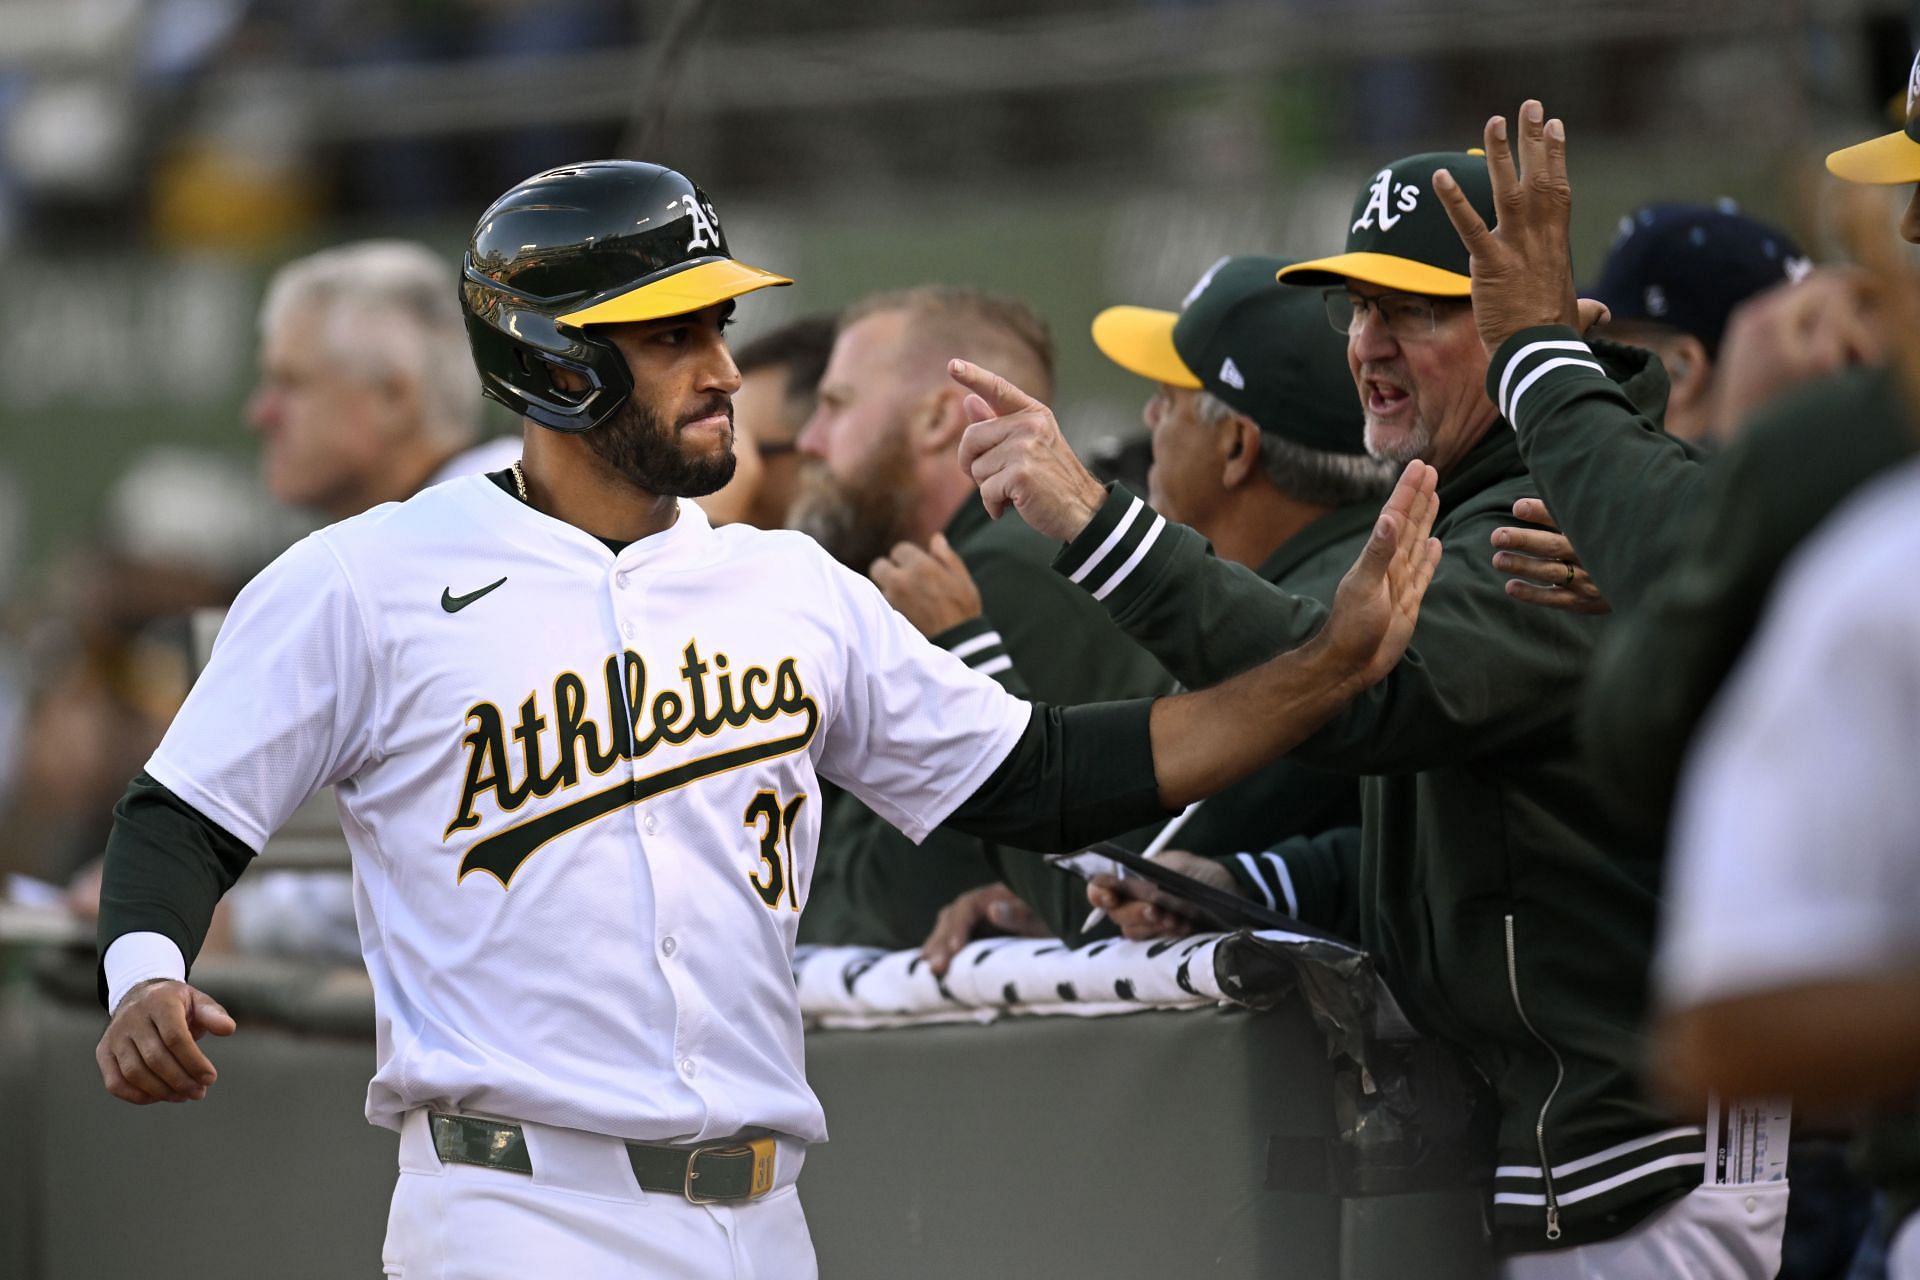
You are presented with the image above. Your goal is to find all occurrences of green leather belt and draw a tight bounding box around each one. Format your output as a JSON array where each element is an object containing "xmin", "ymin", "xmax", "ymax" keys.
[{"xmin": 428, "ymin": 1112, "xmax": 777, "ymax": 1204}]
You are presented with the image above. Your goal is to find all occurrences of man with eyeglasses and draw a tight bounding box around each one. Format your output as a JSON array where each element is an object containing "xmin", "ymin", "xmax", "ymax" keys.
[{"xmin": 954, "ymin": 148, "xmax": 1785, "ymax": 1276}]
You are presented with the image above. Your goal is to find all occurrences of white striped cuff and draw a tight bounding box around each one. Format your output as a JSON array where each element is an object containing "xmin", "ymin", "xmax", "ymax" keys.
[{"xmin": 1495, "ymin": 337, "xmax": 1606, "ymax": 427}]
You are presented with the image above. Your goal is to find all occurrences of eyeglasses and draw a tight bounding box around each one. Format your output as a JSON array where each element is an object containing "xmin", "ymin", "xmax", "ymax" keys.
[{"xmin": 1322, "ymin": 288, "xmax": 1458, "ymax": 341}]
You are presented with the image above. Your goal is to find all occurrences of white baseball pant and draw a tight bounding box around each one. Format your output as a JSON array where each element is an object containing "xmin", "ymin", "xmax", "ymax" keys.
[{"xmin": 381, "ymin": 1110, "xmax": 817, "ymax": 1279}]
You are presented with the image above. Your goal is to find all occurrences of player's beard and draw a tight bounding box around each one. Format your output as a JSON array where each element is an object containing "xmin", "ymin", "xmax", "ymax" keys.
[
  {"xmin": 786, "ymin": 429, "xmax": 919, "ymax": 571},
  {"xmin": 584, "ymin": 393, "xmax": 738, "ymax": 498}
]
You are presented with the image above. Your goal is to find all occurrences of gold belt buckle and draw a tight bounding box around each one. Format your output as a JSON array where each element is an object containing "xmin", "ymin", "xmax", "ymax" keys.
[{"xmin": 683, "ymin": 1138, "xmax": 777, "ymax": 1204}]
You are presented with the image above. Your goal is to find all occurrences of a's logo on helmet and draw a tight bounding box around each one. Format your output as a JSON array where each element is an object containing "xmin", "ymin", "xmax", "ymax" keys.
[
  {"xmin": 1352, "ymin": 168, "xmax": 1420, "ymax": 234},
  {"xmin": 678, "ymin": 195, "xmax": 723, "ymax": 252}
]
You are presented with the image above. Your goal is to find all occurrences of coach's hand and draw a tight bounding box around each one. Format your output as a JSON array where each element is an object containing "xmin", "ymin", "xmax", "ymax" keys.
[
  {"xmin": 97, "ymin": 978, "xmax": 235, "ymax": 1104},
  {"xmin": 1713, "ymin": 268, "xmax": 1882, "ymax": 438},
  {"xmin": 872, "ymin": 534, "xmax": 984, "ymax": 639},
  {"xmin": 1433, "ymin": 99, "xmax": 1611, "ymax": 354},
  {"xmin": 950, "ymin": 359, "xmax": 1108, "ymax": 541},
  {"xmin": 922, "ymin": 883, "xmax": 1048, "ymax": 977},
  {"xmin": 1313, "ymin": 460, "xmax": 1443, "ymax": 691},
  {"xmin": 1492, "ymin": 498, "xmax": 1611, "ymax": 614},
  {"xmin": 1147, "ymin": 460, "xmax": 1440, "ymax": 808}
]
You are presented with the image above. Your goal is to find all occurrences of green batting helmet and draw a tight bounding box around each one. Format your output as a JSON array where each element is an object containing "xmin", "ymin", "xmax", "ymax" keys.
[{"xmin": 461, "ymin": 161, "xmax": 791, "ymax": 434}]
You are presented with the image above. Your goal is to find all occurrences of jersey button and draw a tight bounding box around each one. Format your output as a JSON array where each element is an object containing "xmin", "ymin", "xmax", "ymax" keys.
[
  {"xmin": 680, "ymin": 1058, "xmax": 698, "ymax": 1077},
  {"xmin": 622, "ymin": 622, "xmax": 637, "ymax": 640},
  {"xmin": 643, "ymin": 813, "xmax": 659, "ymax": 834},
  {"xmin": 616, "ymin": 570, "xmax": 632, "ymax": 588},
  {"xmin": 660, "ymin": 936, "xmax": 677, "ymax": 957}
]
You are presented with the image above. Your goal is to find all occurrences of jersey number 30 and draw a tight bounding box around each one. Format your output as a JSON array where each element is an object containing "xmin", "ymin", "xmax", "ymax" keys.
[{"xmin": 744, "ymin": 791, "xmax": 806, "ymax": 911}]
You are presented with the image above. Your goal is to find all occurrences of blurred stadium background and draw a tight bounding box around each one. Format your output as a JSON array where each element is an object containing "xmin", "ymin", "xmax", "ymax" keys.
[{"xmin": 0, "ymin": 0, "xmax": 1911, "ymax": 590}]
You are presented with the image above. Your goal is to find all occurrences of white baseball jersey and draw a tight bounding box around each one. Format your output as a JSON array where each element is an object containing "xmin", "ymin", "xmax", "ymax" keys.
[{"xmin": 106, "ymin": 474, "xmax": 1030, "ymax": 1145}]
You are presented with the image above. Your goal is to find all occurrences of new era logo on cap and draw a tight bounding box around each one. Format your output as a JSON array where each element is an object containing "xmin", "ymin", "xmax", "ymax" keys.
[{"xmin": 1218, "ymin": 357, "xmax": 1245, "ymax": 390}]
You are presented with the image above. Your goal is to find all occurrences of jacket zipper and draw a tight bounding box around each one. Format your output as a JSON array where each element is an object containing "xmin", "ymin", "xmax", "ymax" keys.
[{"xmin": 1504, "ymin": 913, "xmax": 1566, "ymax": 1241}]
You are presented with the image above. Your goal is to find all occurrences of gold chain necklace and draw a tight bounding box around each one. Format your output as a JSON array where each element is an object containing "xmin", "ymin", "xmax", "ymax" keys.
[{"xmin": 510, "ymin": 460, "xmax": 528, "ymax": 503}]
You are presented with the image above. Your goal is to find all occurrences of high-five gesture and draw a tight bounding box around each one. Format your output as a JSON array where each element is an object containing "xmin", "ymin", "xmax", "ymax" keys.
[
  {"xmin": 951, "ymin": 358, "xmax": 1109, "ymax": 540},
  {"xmin": 1148, "ymin": 460, "xmax": 1442, "ymax": 808},
  {"xmin": 1316, "ymin": 460, "xmax": 1445, "ymax": 690},
  {"xmin": 1432, "ymin": 100, "xmax": 1609, "ymax": 354}
]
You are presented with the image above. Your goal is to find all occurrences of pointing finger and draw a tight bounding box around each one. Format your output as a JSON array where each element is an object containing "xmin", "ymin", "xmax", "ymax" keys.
[{"xmin": 949, "ymin": 359, "xmax": 1044, "ymax": 417}]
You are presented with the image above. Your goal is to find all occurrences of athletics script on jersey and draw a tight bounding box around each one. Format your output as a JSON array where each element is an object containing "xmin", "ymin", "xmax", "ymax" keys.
[{"xmin": 445, "ymin": 641, "xmax": 817, "ymax": 887}]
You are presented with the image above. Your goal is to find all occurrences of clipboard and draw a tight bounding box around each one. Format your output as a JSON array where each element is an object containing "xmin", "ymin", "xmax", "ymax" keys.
[{"xmin": 1048, "ymin": 841, "xmax": 1352, "ymax": 946}]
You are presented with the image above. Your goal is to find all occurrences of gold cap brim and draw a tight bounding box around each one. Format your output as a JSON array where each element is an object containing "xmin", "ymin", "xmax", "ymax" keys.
[
  {"xmin": 1277, "ymin": 251, "xmax": 1472, "ymax": 297},
  {"xmin": 556, "ymin": 258, "xmax": 792, "ymax": 327},
  {"xmin": 1090, "ymin": 305, "xmax": 1201, "ymax": 388},
  {"xmin": 1826, "ymin": 128, "xmax": 1920, "ymax": 186}
]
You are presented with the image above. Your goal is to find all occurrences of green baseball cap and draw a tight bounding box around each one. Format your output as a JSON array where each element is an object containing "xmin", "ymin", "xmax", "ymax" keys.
[
  {"xmin": 1091, "ymin": 254, "xmax": 1367, "ymax": 456},
  {"xmin": 1277, "ymin": 151, "xmax": 1496, "ymax": 297},
  {"xmin": 1827, "ymin": 49, "xmax": 1920, "ymax": 184}
]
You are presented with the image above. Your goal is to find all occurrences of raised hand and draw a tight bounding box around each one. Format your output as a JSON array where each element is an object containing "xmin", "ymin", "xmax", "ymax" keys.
[
  {"xmin": 96, "ymin": 978, "xmax": 236, "ymax": 1105},
  {"xmin": 1316, "ymin": 460, "xmax": 1444, "ymax": 690},
  {"xmin": 1145, "ymin": 459, "xmax": 1442, "ymax": 809},
  {"xmin": 1432, "ymin": 100, "xmax": 1607, "ymax": 354},
  {"xmin": 950, "ymin": 358, "xmax": 1108, "ymax": 540}
]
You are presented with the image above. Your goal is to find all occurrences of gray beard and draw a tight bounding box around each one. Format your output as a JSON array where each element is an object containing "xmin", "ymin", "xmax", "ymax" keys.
[{"xmin": 786, "ymin": 432, "xmax": 919, "ymax": 572}]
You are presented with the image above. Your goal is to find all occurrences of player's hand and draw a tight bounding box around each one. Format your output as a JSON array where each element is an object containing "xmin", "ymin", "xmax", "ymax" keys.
[
  {"xmin": 950, "ymin": 359, "xmax": 1108, "ymax": 540},
  {"xmin": 921, "ymin": 883, "xmax": 1049, "ymax": 977},
  {"xmin": 1712, "ymin": 267, "xmax": 1882, "ymax": 440},
  {"xmin": 1086, "ymin": 851, "xmax": 1238, "ymax": 942},
  {"xmin": 871, "ymin": 534, "xmax": 985, "ymax": 640},
  {"xmin": 1491, "ymin": 498, "xmax": 1611, "ymax": 614},
  {"xmin": 1433, "ymin": 100, "xmax": 1612, "ymax": 354},
  {"xmin": 1311, "ymin": 460, "xmax": 1443, "ymax": 690},
  {"xmin": 96, "ymin": 978, "xmax": 235, "ymax": 1105}
]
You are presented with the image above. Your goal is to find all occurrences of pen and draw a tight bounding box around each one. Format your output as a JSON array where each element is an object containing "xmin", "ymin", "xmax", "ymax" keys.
[{"xmin": 1081, "ymin": 800, "xmax": 1202, "ymax": 932}]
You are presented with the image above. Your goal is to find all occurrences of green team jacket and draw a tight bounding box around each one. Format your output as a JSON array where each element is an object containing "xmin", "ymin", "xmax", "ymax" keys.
[
  {"xmin": 798, "ymin": 496, "xmax": 1170, "ymax": 949},
  {"xmin": 994, "ymin": 501, "xmax": 1374, "ymax": 943},
  {"xmin": 1048, "ymin": 344, "xmax": 1691, "ymax": 1253},
  {"xmin": 1489, "ymin": 328, "xmax": 1917, "ymax": 837},
  {"xmin": 1491, "ymin": 331, "xmax": 1920, "ymax": 1226}
]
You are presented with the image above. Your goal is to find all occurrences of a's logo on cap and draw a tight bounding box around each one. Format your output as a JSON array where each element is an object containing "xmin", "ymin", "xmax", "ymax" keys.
[
  {"xmin": 677, "ymin": 195, "xmax": 723, "ymax": 251},
  {"xmin": 1644, "ymin": 285, "xmax": 1668, "ymax": 318},
  {"xmin": 1218, "ymin": 357, "xmax": 1245, "ymax": 390},
  {"xmin": 1908, "ymin": 49, "xmax": 1920, "ymax": 121},
  {"xmin": 1352, "ymin": 168, "xmax": 1421, "ymax": 234},
  {"xmin": 1182, "ymin": 256, "xmax": 1231, "ymax": 309}
]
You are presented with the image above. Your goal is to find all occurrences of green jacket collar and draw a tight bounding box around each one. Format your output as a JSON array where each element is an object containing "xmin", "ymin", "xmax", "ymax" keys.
[
  {"xmin": 1253, "ymin": 502, "xmax": 1380, "ymax": 585},
  {"xmin": 942, "ymin": 494, "xmax": 996, "ymax": 550}
]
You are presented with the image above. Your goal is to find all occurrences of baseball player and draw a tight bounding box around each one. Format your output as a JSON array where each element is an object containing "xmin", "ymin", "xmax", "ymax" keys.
[{"xmin": 91, "ymin": 160, "xmax": 1443, "ymax": 1278}]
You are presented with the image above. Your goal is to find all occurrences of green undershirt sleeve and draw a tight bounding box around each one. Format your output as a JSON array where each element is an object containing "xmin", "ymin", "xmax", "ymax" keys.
[
  {"xmin": 944, "ymin": 700, "xmax": 1170, "ymax": 852},
  {"xmin": 94, "ymin": 771, "xmax": 256, "ymax": 1007}
]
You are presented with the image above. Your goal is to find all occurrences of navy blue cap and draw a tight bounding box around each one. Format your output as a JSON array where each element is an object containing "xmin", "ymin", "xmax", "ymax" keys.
[{"xmin": 1586, "ymin": 202, "xmax": 1810, "ymax": 357}]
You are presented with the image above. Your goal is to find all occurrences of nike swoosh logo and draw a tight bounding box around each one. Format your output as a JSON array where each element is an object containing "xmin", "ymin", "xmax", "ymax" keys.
[{"xmin": 441, "ymin": 577, "xmax": 508, "ymax": 613}]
